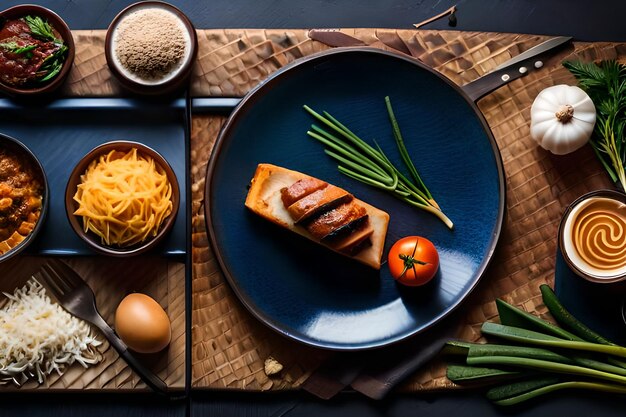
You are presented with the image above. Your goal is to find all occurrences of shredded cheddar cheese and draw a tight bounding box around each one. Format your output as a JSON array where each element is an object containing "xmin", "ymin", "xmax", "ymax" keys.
[{"xmin": 73, "ymin": 148, "xmax": 173, "ymax": 247}]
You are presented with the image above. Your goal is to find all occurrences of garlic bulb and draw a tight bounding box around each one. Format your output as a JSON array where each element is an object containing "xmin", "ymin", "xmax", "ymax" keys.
[{"xmin": 530, "ymin": 84, "xmax": 596, "ymax": 155}]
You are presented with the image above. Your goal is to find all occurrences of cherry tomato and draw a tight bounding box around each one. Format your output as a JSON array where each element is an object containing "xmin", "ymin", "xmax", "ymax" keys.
[{"xmin": 388, "ymin": 236, "xmax": 439, "ymax": 286}]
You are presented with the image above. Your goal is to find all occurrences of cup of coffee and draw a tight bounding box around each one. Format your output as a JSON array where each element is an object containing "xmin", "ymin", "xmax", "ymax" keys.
[{"xmin": 558, "ymin": 189, "xmax": 626, "ymax": 283}]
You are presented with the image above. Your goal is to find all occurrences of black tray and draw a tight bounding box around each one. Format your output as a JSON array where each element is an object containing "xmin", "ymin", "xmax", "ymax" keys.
[
  {"xmin": 0, "ymin": 97, "xmax": 188, "ymax": 257},
  {"xmin": 555, "ymin": 248, "xmax": 626, "ymax": 345}
]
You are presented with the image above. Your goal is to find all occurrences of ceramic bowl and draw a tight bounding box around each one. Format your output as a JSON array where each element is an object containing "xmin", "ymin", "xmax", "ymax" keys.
[
  {"xmin": 104, "ymin": 1, "xmax": 197, "ymax": 95},
  {"xmin": 558, "ymin": 189, "xmax": 626, "ymax": 283},
  {"xmin": 65, "ymin": 141, "xmax": 179, "ymax": 256},
  {"xmin": 0, "ymin": 133, "xmax": 48, "ymax": 263},
  {"xmin": 0, "ymin": 5, "xmax": 75, "ymax": 96}
]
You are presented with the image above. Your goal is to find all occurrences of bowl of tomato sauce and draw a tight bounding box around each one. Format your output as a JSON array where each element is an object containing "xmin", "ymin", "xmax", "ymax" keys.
[{"xmin": 0, "ymin": 5, "xmax": 74, "ymax": 96}]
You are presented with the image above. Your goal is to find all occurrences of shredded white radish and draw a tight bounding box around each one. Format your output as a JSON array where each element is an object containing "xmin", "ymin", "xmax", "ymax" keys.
[{"xmin": 0, "ymin": 278, "xmax": 102, "ymax": 386}]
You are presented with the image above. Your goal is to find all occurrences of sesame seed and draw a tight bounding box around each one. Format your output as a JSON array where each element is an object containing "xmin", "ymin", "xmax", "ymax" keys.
[{"xmin": 113, "ymin": 8, "xmax": 188, "ymax": 81}]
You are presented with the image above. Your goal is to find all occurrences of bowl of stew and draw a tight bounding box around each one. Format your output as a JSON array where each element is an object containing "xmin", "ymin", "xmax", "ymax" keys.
[
  {"xmin": 0, "ymin": 5, "xmax": 75, "ymax": 96},
  {"xmin": 0, "ymin": 134, "xmax": 48, "ymax": 262}
]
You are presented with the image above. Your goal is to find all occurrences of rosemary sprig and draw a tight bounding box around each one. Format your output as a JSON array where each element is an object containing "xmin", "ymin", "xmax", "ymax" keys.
[
  {"xmin": 303, "ymin": 98, "xmax": 453, "ymax": 229},
  {"xmin": 564, "ymin": 60, "xmax": 626, "ymax": 191}
]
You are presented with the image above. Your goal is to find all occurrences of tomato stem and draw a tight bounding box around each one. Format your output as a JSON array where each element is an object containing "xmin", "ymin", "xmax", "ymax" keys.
[
  {"xmin": 398, "ymin": 237, "xmax": 429, "ymax": 278},
  {"xmin": 399, "ymin": 254, "xmax": 428, "ymax": 266}
]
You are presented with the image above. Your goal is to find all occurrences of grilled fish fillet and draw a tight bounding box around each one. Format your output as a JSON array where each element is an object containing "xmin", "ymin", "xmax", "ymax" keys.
[{"xmin": 244, "ymin": 163, "xmax": 389, "ymax": 269}]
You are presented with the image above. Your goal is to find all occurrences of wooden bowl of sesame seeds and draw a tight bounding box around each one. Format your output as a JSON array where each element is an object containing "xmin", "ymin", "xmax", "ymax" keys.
[{"xmin": 104, "ymin": 1, "xmax": 197, "ymax": 95}]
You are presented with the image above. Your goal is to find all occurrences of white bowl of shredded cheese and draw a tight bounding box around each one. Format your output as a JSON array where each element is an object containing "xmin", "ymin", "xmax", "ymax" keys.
[{"xmin": 105, "ymin": 1, "xmax": 197, "ymax": 94}]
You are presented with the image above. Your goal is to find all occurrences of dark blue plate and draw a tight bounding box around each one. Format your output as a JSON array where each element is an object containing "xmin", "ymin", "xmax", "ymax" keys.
[{"xmin": 205, "ymin": 48, "xmax": 505, "ymax": 350}]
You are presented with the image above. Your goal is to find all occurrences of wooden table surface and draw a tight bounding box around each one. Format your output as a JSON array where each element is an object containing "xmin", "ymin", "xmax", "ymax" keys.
[{"xmin": 1, "ymin": 1, "xmax": 626, "ymax": 416}]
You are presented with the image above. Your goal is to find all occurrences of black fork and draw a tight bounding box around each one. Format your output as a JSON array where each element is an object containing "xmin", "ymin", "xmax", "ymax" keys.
[{"xmin": 37, "ymin": 259, "xmax": 170, "ymax": 396}]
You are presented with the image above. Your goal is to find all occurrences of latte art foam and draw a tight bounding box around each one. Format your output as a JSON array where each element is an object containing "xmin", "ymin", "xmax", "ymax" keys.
[
  {"xmin": 562, "ymin": 196, "xmax": 626, "ymax": 280},
  {"xmin": 573, "ymin": 203, "xmax": 626, "ymax": 271}
]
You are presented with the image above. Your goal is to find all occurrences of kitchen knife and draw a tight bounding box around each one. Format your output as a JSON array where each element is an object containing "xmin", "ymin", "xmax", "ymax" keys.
[
  {"xmin": 306, "ymin": 30, "xmax": 573, "ymax": 102},
  {"xmin": 462, "ymin": 36, "xmax": 572, "ymax": 101}
]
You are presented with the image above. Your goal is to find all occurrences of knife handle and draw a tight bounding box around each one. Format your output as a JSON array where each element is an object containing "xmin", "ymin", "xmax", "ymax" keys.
[{"xmin": 461, "ymin": 57, "xmax": 547, "ymax": 102}]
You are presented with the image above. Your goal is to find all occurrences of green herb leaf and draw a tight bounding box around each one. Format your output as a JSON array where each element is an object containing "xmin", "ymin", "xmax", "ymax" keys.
[
  {"xmin": 445, "ymin": 286, "xmax": 626, "ymax": 406},
  {"xmin": 540, "ymin": 284, "xmax": 615, "ymax": 345},
  {"xmin": 442, "ymin": 340, "xmax": 476, "ymax": 356},
  {"xmin": 564, "ymin": 60, "xmax": 626, "ymax": 191},
  {"xmin": 38, "ymin": 44, "xmax": 68, "ymax": 82},
  {"xmin": 38, "ymin": 61, "xmax": 62, "ymax": 82},
  {"xmin": 23, "ymin": 15, "xmax": 59, "ymax": 42},
  {"xmin": 447, "ymin": 364, "xmax": 523, "ymax": 384},
  {"xmin": 467, "ymin": 342, "xmax": 626, "ymax": 376},
  {"xmin": 0, "ymin": 42, "xmax": 37, "ymax": 55},
  {"xmin": 467, "ymin": 355, "xmax": 626, "ymax": 385},
  {"xmin": 539, "ymin": 284, "xmax": 626, "ymax": 369},
  {"xmin": 468, "ymin": 343, "xmax": 574, "ymax": 364},
  {"xmin": 385, "ymin": 96, "xmax": 433, "ymax": 201},
  {"xmin": 496, "ymin": 298, "xmax": 583, "ymax": 341}
]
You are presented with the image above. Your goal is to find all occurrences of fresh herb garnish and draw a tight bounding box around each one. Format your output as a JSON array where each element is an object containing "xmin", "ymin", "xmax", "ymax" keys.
[
  {"xmin": 564, "ymin": 60, "xmax": 626, "ymax": 191},
  {"xmin": 0, "ymin": 16, "xmax": 69, "ymax": 85},
  {"xmin": 0, "ymin": 42, "xmax": 37, "ymax": 56},
  {"xmin": 21, "ymin": 15, "xmax": 68, "ymax": 82},
  {"xmin": 304, "ymin": 97, "xmax": 453, "ymax": 229},
  {"xmin": 38, "ymin": 44, "xmax": 67, "ymax": 82},
  {"xmin": 23, "ymin": 15, "xmax": 58, "ymax": 42}
]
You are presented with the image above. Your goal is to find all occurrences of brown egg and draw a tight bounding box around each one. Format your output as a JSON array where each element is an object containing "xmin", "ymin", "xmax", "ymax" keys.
[{"xmin": 115, "ymin": 293, "xmax": 171, "ymax": 353}]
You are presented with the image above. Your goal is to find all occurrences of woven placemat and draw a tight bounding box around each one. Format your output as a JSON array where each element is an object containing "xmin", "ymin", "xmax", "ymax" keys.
[
  {"xmin": 53, "ymin": 28, "xmax": 623, "ymax": 392},
  {"xmin": 0, "ymin": 256, "xmax": 186, "ymax": 391},
  {"xmin": 186, "ymin": 30, "xmax": 621, "ymax": 392}
]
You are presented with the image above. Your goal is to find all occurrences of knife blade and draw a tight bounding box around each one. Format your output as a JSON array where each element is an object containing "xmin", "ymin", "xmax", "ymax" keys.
[
  {"xmin": 492, "ymin": 36, "xmax": 572, "ymax": 71},
  {"xmin": 462, "ymin": 35, "xmax": 573, "ymax": 102}
]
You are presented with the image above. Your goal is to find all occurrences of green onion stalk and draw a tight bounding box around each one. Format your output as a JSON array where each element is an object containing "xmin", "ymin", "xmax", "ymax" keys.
[
  {"xmin": 303, "ymin": 97, "xmax": 453, "ymax": 229},
  {"xmin": 445, "ymin": 291, "xmax": 626, "ymax": 406}
]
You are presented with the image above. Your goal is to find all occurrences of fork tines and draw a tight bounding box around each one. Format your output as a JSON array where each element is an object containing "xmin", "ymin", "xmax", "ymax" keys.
[
  {"xmin": 37, "ymin": 260, "xmax": 87, "ymax": 301},
  {"xmin": 38, "ymin": 262, "xmax": 68, "ymax": 298}
]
